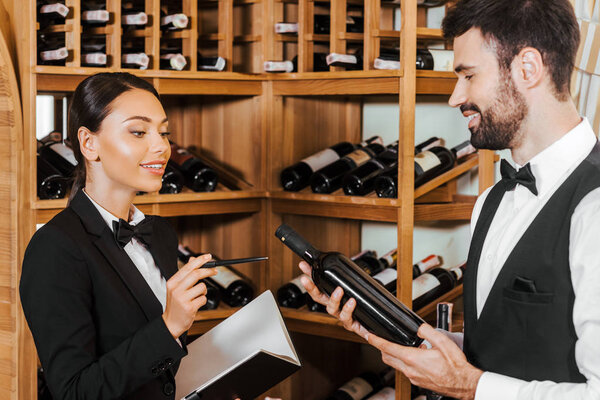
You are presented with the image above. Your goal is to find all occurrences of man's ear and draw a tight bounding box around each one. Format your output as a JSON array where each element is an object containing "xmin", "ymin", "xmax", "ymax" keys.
[
  {"xmin": 78, "ymin": 127, "xmax": 100, "ymax": 162},
  {"xmin": 515, "ymin": 47, "xmax": 544, "ymax": 88}
]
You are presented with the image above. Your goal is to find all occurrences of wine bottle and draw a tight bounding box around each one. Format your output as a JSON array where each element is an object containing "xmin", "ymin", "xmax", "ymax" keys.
[
  {"xmin": 326, "ymin": 52, "xmax": 363, "ymax": 70},
  {"xmin": 121, "ymin": 9, "xmax": 148, "ymax": 27},
  {"xmin": 310, "ymin": 138, "xmax": 385, "ymax": 194},
  {"xmin": 417, "ymin": 49, "xmax": 454, "ymax": 71},
  {"xmin": 415, "ymin": 136, "xmax": 445, "ymax": 154},
  {"xmin": 38, "ymin": 2, "xmax": 69, "ymax": 26},
  {"xmin": 412, "ymin": 264, "xmax": 464, "ymax": 311},
  {"xmin": 169, "ymin": 142, "xmax": 218, "ymax": 192},
  {"xmin": 37, "ymin": 155, "xmax": 69, "ymax": 200},
  {"xmin": 451, "ymin": 140, "xmax": 476, "ymax": 160},
  {"xmin": 327, "ymin": 368, "xmax": 394, "ymax": 400},
  {"xmin": 342, "ymin": 141, "xmax": 398, "ymax": 196},
  {"xmin": 38, "ymin": 130, "xmax": 63, "ymax": 146},
  {"xmin": 414, "ymin": 146, "xmax": 455, "ymax": 186},
  {"xmin": 81, "ymin": 4, "xmax": 110, "ymax": 26},
  {"xmin": 198, "ymin": 53, "xmax": 226, "ymax": 71},
  {"xmin": 81, "ymin": 42, "xmax": 107, "ymax": 67},
  {"xmin": 274, "ymin": 22, "xmax": 298, "ymax": 34},
  {"xmin": 176, "ymin": 245, "xmax": 221, "ymax": 310},
  {"xmin": 365, "ymin": 387, "xmax": 395, "ymax": 400},
  {"xmin": 160, "ymin": 11, "xmax": 189, "ymax": 30},
  {"xmin": 121, "ymin": 47, "xmax": 150, "ymax": 69},
  {"xmin": 37, "ymin": 36, "xmax": 68, "ymax": 65},
  {"xmin": 423, "ymin": 303, "xmax": 454, "ymax": 400},
  {"xmin": 314, "ymin": 14, "xmax": 330, "ymax": 34},
  {"xmin": 37, "ymin": 141, "xmax": 77, "ymax": 177},
  {"xmin": 160, "ymin": 49, "xmax": 187, "ymax": 70},
  {"xmin": 209, "ymin": 256, "xmax": 255, "ymax": 307},
  {"xmin": 373, "ymin": 47, "xmax": 400, "ymax": 70},
  {"xmin": 281, "ymin": 140, "xmax": 356, "ymax": 191},
  {"xmin": 372, "ymin": 254, "xmax": 442, "ymax": 294},
  {"xmin": 345, "ymin": 15, "xmax": 364, "ymax": 33},
  {"xmin": 378, "ymin": 248, "xmax": 397, "ymax": 270},
  {"xmin": 159, "ymin": 161, "xmax": 185, "ymax": 194},
  {"xmin": 264, "ymin": 60, "xmax": 295, "ymax": 73},
  {"xmin": 277, "ymin": 274, "xmax": 309, "ymax": 309},
  {"xmin": 276, "ymin": 224, "xmax": 425, "ymax": 346},
  {"xmin": 416, "ymin": 49, "xmax": 434, "ymax": 70}
]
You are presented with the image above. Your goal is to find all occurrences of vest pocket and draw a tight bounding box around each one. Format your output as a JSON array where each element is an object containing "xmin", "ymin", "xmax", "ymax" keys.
[{"xmin": 502, "ymin": 287, "xmax": 554, "ymax": 304}]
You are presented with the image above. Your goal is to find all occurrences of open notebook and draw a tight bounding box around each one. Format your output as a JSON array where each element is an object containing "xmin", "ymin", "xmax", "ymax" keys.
[{"xmin": 175, "ymin": 290, "xmax": 301, "ymax": 400}]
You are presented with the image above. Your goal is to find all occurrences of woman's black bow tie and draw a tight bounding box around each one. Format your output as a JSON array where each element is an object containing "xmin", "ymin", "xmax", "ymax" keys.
[
  {"xmin": 500, "ymin": 159, "xmax": 538, "ymax": 196},
  {"xmin": 113, "ymin": 216, "xmax": 155, "ymax": 248}
]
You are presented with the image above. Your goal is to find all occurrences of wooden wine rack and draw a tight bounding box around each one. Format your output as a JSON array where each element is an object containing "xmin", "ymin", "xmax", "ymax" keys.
[{"xmin": 0, "ymin": 0, "xmax": 497, "ymax": 398}]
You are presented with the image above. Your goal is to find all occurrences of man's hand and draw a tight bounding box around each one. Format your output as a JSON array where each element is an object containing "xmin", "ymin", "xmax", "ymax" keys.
[{"xmin": 368, "ymin": 324, "xmax": 483, "ymax": 400}]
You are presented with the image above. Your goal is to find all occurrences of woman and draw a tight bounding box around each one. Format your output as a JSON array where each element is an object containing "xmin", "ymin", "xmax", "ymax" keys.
[{"xmin": 20, "ymin": 72, "xmax": 217, "ymax": 399}]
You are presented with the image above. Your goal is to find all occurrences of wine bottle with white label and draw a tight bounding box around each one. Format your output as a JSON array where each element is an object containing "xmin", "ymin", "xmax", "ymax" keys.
[
  {"xmin": 277, "ymin": 274, "xmax": 309, "ymax": 309},
  {"xmin": 176, "ymin": 246, "xmax": 221, "ymax": 310},
  {"xmin": 276, "ymin": 224, "xmax": 425, "ymax": 346},
  {"xmin": 208, "ymin": 256, "xmax": 255, "ymax": 307},
  {"xmin": 373, "ymin": 254, "xmax": 442, "ymax": 294},
  {"xmin": 37, "ymin": 155, "xmax": 69, "ymax": 200},
  {"xmin": 37, "ymin": 1, "xmax": 70, "ymax": 27},
  {"xmin": 38, "ymin": 141, "xmax": 77, "ymax": 178},
  {"xmin": 168, "ymin": 142, "xmax": 218, "ymax": 192},
  {"xmin": 412, "ymin": 264, "xmax": 465, "ymax": 311},
  {"xmin": 160, "ymin": 49, "xmax": 187, "ymax": 71},
  {"xmin": 310, "ymin": 136, "xmax": 385, "ymax": 194},
  {"xmin": 121, "ymin": 8, "xmax": 148, "ymax": 27},
  {"xmin": 160, "ymin": 11, "xmax": 189, "ymax": 30},
  {"xmin": 281, "ymin": 141, "xmax": 356, "ymax": 191},
  {"xmin": 326, "ymin": 52, "xmax": 363, "ymax": 70},
  {"xmin": 327, "ymin": 368, "xmax": 394, "ymax": 400},
  {"xmin": 415, "ymin": 136, "xmax": 445, "ymax": 154},
  {"xmin": 81, "ymin": 3, "xmax": 110, "ymax": 26},
  {"xmin": 451, "ymin": 140, "xmax": 476, "ymax": 161},
  {"xmin": 38, "ymin": 35, "xmax": 68, "ymax": 65},
  {"xmin": 81, "ymin": 41, "xmax": 107, "ymax": 67},
  {"xmin": 342, "ymin": 141, "xmax": 398, "ymax": 196},
  {"xmin": 365, "ymin": 387, "xmax": 396, "ymax": 400},
  {"xmin": 121, "ymin": 46, "xmax": 150, "ymax": 69},
  {"xmin": 159, "ymin": 161, "xmax": 185, "ymax": 194},
  {"xmin": 198, "ymin": 53, "xmax": 226, "ymax": 71}
]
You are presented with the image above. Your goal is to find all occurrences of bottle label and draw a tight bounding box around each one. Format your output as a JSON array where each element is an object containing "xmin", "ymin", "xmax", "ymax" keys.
[
  {"xmin": 289, "ymin": 275, "xmax": 307, "ymax": 294},
  {"xmin": 169, "ymin": 144, "xmax": 194, "ymax": 166},
  {"xmin": 415, "ymin": 254, "xmax": 441, "ymax": 274},
  {"xmin": 346, "ymin": 149, "xmax": 371, "ymax": 167},
  {"xmin": 451, "ymin": 266, "xmax": 463, "ymax": 281},
  {"xmin": 429, "ymin": 49, "xmax": 454, "ymax": 72},
  {"xmin": 301, "ymin": 148, "xmax": 340, "ymax": 172},
  {"xmin": 412, "ymin": 273, "xmax": 441, "ymax": 300},
  {"xmin": 381, "ymin": 248, "xmax": 397, "ymax": 267},
  {"xmin": 339, "ymin": 377, "xmax": 374, "ymax": 400},
  {"xmin": 40, "ymin": 47, "xmax": 68, "ymax": 61},
  {"xmin": 455, "ymin": 142, "xmax": 476, "ymax": 159},
  {"xmin": 122, "ymin": 12, "xmax": 148, "ymax": 25},
  {"xmin": 326, "ymin": 53, "xmax": 357, "ymax": 66},
  {"xmin": 83, "ymin": 52, "xmax": 107, "ymax": 65},
  {"xmin": 361, "ymin": 136, "xmax": 384, "ymax": 146},
  {"xmin": 40, "ymin": 4, "xmax": 69, "ymax": 17},
  {"xmin": 374, "ymin": 268, "xmax": 397, "ymax": 286},
  {"xmin": 374, "ymin": 58, "xmax": 401, "ymax": 70},
  {"xmin": 122, "ymin": 53, "xmax": 149, "ymax": 69},
  {"xmin": 414, "ymin": 150, "xmax": 441, "ymax": 172},
  {"xmin": 366, "ymin": 387, "xmax": 395, "ymax": 400},
  {"xmin": 350, "ymin": 249, "xmax": 372, "ymax": 261},
  {"xmin": 49, "ymin": 143, "xmax": 77, "ymax": 166},
  {"xmin": 264, "ymin": 61, "xmax": 294, "ymax": 72},
  {"xmin": 161, "ymin": 13, "xmax": 189, "ymax": 29},
  {"xmin": 275, "ymin": 22, "xmax": 299, "ymax": 33},
  {"xmin": 418, "ymin": 137, "xmax": 445, "ymax": 153},
  {"xmin": 212, "ymin": 266, "xmax": 241, "ymax": 288},
  {"xmin": 82, "ymin": 10, "xmax": 110, "ymax": 22}
]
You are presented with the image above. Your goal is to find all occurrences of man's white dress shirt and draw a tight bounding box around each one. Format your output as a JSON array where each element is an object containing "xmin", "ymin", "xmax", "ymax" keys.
[{"xmin": 468, "ymin": 118, "xmax": 600, "ymax": 400}]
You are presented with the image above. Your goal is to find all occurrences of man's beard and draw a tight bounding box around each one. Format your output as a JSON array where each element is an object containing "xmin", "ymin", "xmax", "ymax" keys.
[{"xmin": 461, "ymin": 70, "xmax": 528, "ymax": 150}]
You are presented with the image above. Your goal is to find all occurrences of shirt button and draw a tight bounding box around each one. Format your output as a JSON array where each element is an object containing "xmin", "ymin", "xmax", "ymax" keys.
[{"xmin": 163, "ymin": 382, "xmax": 175, "ymax": 396}]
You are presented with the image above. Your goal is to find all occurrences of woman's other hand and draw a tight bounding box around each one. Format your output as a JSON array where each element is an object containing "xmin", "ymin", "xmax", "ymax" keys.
[{"xmin": 162, "ymin": 254, "xmax": 217, "ymax": 339}]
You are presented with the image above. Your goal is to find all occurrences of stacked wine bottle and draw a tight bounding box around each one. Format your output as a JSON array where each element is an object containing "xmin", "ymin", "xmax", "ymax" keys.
[{"xmin": 280, "ymin": 136, "xmax": 476, "ymax": 197}]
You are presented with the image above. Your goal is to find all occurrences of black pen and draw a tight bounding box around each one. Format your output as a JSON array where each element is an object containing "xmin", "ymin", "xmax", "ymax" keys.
[{"xmin": 203, "ymin": 256, "xmax": 269, "ymax": 268}]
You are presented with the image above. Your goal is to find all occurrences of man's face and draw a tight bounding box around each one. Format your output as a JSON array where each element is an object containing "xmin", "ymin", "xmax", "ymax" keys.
[{"xmin": 449, "ymin": 28, "xmax": 528, "ymax": 150}]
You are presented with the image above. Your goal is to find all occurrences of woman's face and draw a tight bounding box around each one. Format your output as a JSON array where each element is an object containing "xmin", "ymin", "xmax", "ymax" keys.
[{"xmin": 93, "ymin": 88, "xmax": 171, "ymax": 194}]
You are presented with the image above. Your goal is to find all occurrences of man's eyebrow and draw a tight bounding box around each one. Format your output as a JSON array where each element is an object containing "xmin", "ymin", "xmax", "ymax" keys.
[
  {"xmin": 454, "ymin": 64, "xmax": 475, "ymax": 74},
  {"xmin": 123, "ymin": 116, "xmax": 169, "ymax": 123}
]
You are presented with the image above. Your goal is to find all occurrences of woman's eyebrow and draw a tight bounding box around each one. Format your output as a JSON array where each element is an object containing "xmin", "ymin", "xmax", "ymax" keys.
[{"xmin": 122, "ymin": 116, "xmax": 169, "ymax": 123}]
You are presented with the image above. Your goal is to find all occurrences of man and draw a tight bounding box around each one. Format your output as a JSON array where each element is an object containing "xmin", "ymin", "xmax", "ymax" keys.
[{"xmin": 299, "ymin": 0, "xmax": 600, "ymax": 399}]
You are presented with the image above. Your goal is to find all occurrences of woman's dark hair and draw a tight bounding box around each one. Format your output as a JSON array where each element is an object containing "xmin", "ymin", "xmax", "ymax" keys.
[
  {"xmin": 442, "ymin": 0, "xmax": 580, "ymax": 100},
  {"xmin": 67, "ymin": 72, "xmax": 161, "ymax": 204}
]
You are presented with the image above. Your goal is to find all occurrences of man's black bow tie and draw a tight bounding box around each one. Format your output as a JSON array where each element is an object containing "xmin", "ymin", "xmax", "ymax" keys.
[
  {"xmin": 113, "ymin": 216, "xmax": 154, "ymax": 248},
  {"xmin": 500, "ymin": 159, "xmax": 538, "ymax": 196}
]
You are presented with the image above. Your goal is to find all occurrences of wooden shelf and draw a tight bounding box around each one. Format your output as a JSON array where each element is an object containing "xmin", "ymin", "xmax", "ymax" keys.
[
  {"xmin": 416, "ymin": 70, "xmax": 457, "ymax": 95},
  {"xmin": 281, "ymin": 308, "xmax": 365, "ymax": 343},
  {"xmin": 416, "ymin": 27, "xmax": 444, "ymax": 41}
]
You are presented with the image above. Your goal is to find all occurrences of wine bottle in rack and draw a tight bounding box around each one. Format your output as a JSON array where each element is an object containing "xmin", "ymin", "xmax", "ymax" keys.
[
  {"xmin": 345, "ymin": 15, "xmax": 364, "ymax": 33},
  {"xmin": 423, "ymin": 303, "xmax": 453, "ymax": 400},
  {"xmin": 38, "ymin": 130, "xmax": 63, "ymax": 146},
  {"xmin": 81, "ymin": 4, "xmax": 110, "ymax": 26},
  {"xmin": 37, "ymin": 141, "xmax": 77, "ymax": 178},
  {"xmin": 415, "ymin": 136, "xmax": 445, "ymax": 154},
  {"xmin": 413, "ymin": 254, "xmax": 443, "ymax": 279},
  {"xmin": 365, "ymin": 387, "xmax": 396, "ymax": 400},
  {"xmin": 168, "ymin": 142, "xmax": 218, "ymax": 192},
  {"xmin": 160, "ymin": 11, "xmax": 189, "ymax": 31},
  {"xmin": 412, "ymin": 263, "xmax": 465, "ymax": 311},
  {"xmin": 277, "ymin": 274, "xmax": 309, "ymax": 309},
  {"xmin": 37, "ymin": 155, "xmax": 69, "ymax": 200},
  {"xmin": 121, "ymin": 46, "xmax": 150, "ymax": 69},
  {"xmin": 81, "ymin": 41, "xmax": 107, "ymax": 67},
  {"xmin": 292, "ymin": 53, "xmax": 329, "ymax": 72},
  {"xmin": 416, "ymin": 49, "xmax": 434, "ymax": 70},
  {"xmin": 310, "ymin": 136, "xmax": 385, "ymax": 194},
  {"xmin": 374, "ymin": 49, "xmax": 400, "ymax": 70},
  {"xmin": 159, "ymin": 161, "xmax": 185, "ymax": 194},
  {"xmin": 37, "ymin": 1, "xmax": 69, "ymax": 27},
  {"xmin": 451, "ymin": 140, "xmax": 476, "ymax": 160},
  {"xmin": 342, "ymin": 141, "xmax": 398, "ymax": 196},
  {"xmin": 198, "ymin": 53, "xmax": 226, "ymax": 71},
  {"xmin": 313, "ymin": 14, "xmax": 330, "ymax": 34},
  {"xmin": 274, "ymin": 22, "xmax": 298, "ymax": 34},
  {"xmin": 417, "ymin": 49, "xmax": 455, "ymax": 71},
  {"xmin": 37, "ymin": 35, "xmax": 68, "ymax": 66},
  {"xmin": 280, "ymin": 140, "xmax": 356, "ymax": 191},
  {"xmin": 121, "ymin": 8, "xmax": 148, "ymax": 27},
  {"xmin": 264, "ymin": 60, "xmax": 295, "ymax": 73},
  {"xmin": 160, "ymin": 48, "xmax": 187, "ymax": 71},
  {"xmin": 209, "ymin": 255, "xmax": 255, "ymax": 307},
  {"xmin": 176, "ymin": 245, "xmax": 221, "ymax": 310},
  {"xmin": 327, "ymin": 368, "xmax": 395, "ymax": 400},
  {"xmin": 276, "ymin": 224, "xmax": 425, "ymax": 346},
  {"xmin": 372, "ymin": 254, "xmax": 442, "ymax": 294},
  {"xmin": 326, "ymin": 51, "xmax": 363, "ymax": 70}
]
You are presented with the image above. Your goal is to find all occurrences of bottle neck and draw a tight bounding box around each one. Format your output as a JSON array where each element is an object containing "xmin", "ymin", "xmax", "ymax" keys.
[{"xmin": 302, "ymin": 246, "xmax": 321, "ymax": 266}]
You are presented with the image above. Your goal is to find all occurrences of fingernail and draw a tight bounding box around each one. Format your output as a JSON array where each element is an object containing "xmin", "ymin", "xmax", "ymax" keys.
[
  {"xmin": 203, "ymin": 253, "xmax": 212, "ymax": 260},
  {"xmin": 333, "ymin": 287, "xmax": 342, "ymax": 298},
  {"xmin": 347, "ymin": 298, "xmax": 355, "ymax": 307}
]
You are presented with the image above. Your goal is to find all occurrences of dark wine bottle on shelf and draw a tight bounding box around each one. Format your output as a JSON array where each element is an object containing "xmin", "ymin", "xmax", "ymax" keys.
[
  {"xmin": 314, "ymin": 14, "xmax": 330, "ymax": 34},
  {"xmin": 38, "ymin": 36, "xmax": 68, "ymax": 66},
  {"xmin": 274, "ymin": 22, "xmax": 298, "ymax": 34},
  {"xmin": 345, "ymin": 15, "xmax": 364, "ymax": 33},
  {"xmin": 373, "ymin": 47, "xmax": 400, "ymax": 70},
  {"xmin": 327, "ymin": 368, "xmax": 395, "ymax": 400},
  {"xmin": 121, "ymin": 47, "xmax": 150, "ymax": 69},
  {"xmin": 414, "ymin": 146, "xmax": 456, "ymax": 187},
  {"xmin": 424, "ymin": 303, "xmax": 454, "ymax": 400},
  {"xmin": 37, "ymin": 2, "xmax": 69, "ymax": 26},
  {"xmin": 412, "ymin": 264, "xmax": 465, "ymax": 311},
  {"xmin": 198, "ymin": 53, "xmax": 226, "ymax": 71},
  {"xmin": 276, "ymin": 224, "xmax": 425, "ymax": 346},
  {"xmin": 342, "ymin": 141, "xmax": 398, "ymax": 196},
  {"xmin": 326, "ymin": 51, "xmax": 363, "ymax": 70},
  {"xmin": 160, "ymin": 11, "xmax": 189, "ymax": 30},
  {"xmin": 168, "ymin": 142, "xmax": 218, "ymax": 192},
  {"xmin": 160, "ymin": 49, "xmax": 187, "ymax": 71},
  {"xmin": 277, "ymin": 274, "xmax": 309, "ymax": 309},
  {"xmin": 416, "ymin": 49, "xmax": 434, "ymax": 70},
  {"xmin": 159, "ymin": 161, "xmax": 185, "ymax": 194},
  {"xmin": 264, "ymin": 60, "xmax": 295, "ymax": 73},
  {"xmin": 176, "ymin": 245, "xmax": 221, "ymax": 310},
  {"xmin": 37, "ymin": 155, "xmax": 69, "ymax": 200},
  {"xmin": 417, "ymin": 49, "xmax": 454, "ymax": 71},
  {"xmin": 451, "ymin": 140, "xmax": 476, "ymax": 160},
  {"xmin": 280, "ymin": 140, "xmax": 356, "ymax": 191},
  {"xmin": 372, "ymin": 254, "xmax": 442, "ymax": 294},
  {"xmin": 37, "ymin": 141, "xmax": 77, "ymax": 178},
  {"xmin": 310, "ymin": 136, "xmax": 385, "ymax": 194},
  {"xmin": 121, "ymin": 9, "xmax": 148, "ymax": 27},
  {"xmin": 38, "ymin": 130, "xmax": 63, "ymax": 146},
  {"xmin": 81, "ymin": 41, "xmax": 107, "ymax": 67},
  {"xmin": 413, "ymin": 254, "xmax": 443, "ymax": 279},
  {"xmin": 81, "ymin": 5, "xmax": 110, "ymax": 26},
  {"xmin": 291, "ymin": 53, "xmax": 329, "ymax": 72},
  {"xmin": 415, "ymin": 136, "xmax": 445, "ymax": 154},
  {"xmin": 365, "ymin": 387, "xmax": 396, "ymax": 400},
  {"xmin": 209, "ymin": 256, "xmax": 255, "ymax": 307}
]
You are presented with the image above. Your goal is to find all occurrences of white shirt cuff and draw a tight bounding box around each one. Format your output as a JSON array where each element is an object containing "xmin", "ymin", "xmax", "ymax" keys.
[{"xmin": 475, "ymin": 372, "xmax": 524, "ymax": 400}]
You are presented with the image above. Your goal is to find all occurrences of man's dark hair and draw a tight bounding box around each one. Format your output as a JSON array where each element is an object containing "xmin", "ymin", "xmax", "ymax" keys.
[{"xmin": 442, "ymin": 0, "xmax": 580, "ymax": 100}]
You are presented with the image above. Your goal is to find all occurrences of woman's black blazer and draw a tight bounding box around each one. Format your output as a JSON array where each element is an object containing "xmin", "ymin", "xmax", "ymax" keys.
[{"xmin": 20, "ymin": 189, "xmax": 188, "ymax": 400}]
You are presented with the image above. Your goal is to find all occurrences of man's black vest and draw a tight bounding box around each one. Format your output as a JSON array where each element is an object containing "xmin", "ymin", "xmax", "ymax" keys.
[{"xmin": 463, "ymin": 142, "xmax": 600, "ymax": 382}]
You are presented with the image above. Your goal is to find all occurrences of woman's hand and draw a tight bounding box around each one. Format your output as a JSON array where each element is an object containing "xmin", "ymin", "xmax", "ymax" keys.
[
  {"xmin": 162, "ymin": 254, "xmax": 217, "ymax": 339},
  {"xmin": 298, "ymin": 261, "xmax": 369, "ymax": 341}
]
